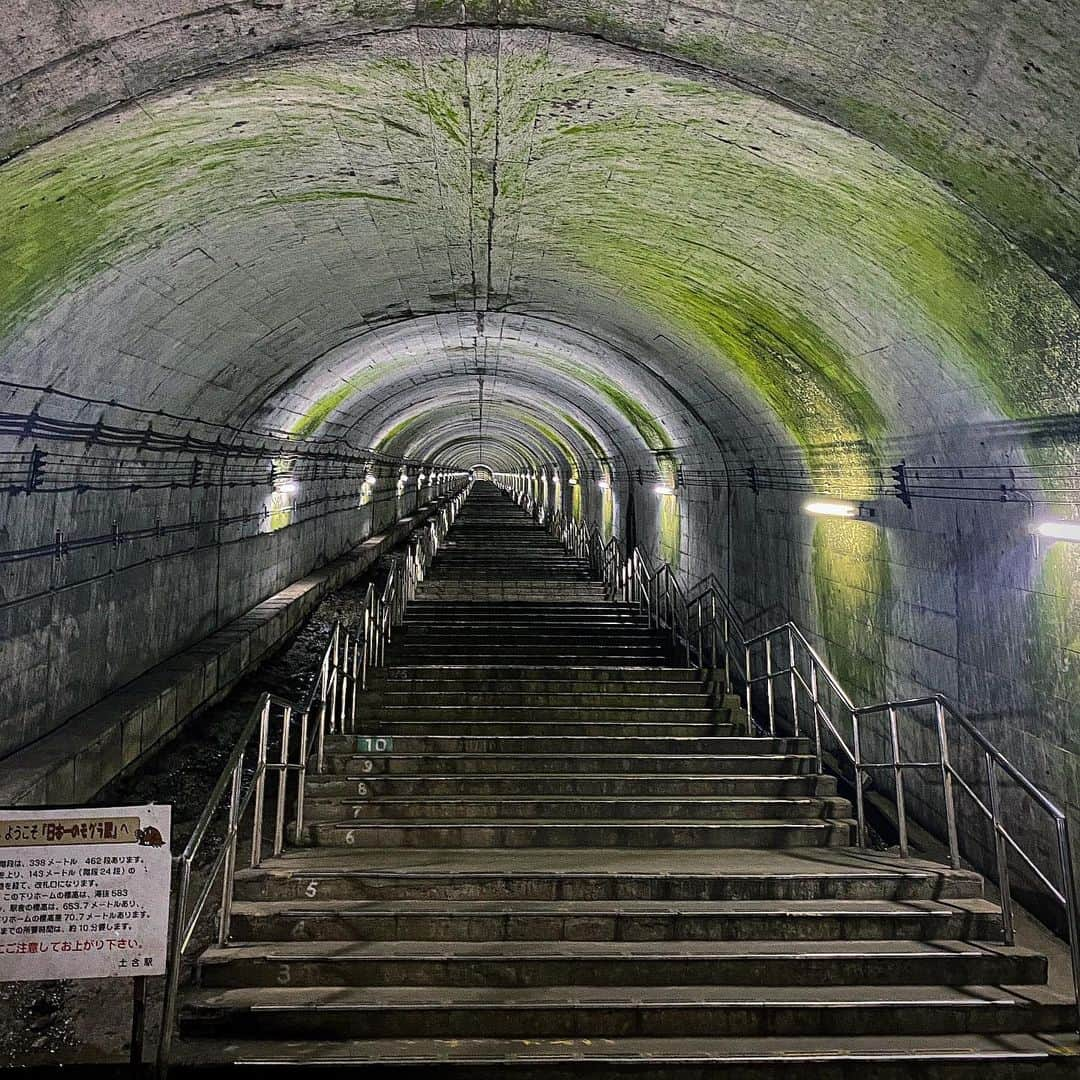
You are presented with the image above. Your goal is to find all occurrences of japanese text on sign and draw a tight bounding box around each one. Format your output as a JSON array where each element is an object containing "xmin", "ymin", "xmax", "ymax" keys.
[{"xmin": 0, "ymin": 805, "xmax": 171, "ymax": 981}]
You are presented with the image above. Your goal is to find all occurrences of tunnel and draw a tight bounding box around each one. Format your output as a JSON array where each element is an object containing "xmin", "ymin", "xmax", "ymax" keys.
[{"xmin": 0, "ymin": 1, "xmax": 1078, "ymax": 1073}]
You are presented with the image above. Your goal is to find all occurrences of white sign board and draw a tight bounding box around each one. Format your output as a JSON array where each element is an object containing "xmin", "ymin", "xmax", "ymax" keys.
[{"xmin": 0, "ymin": 804, "xmax": 171, "ymax": 981}]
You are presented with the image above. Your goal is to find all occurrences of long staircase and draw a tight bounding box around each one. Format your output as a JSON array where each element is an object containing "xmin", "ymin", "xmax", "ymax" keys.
[{"xmin": 179, "ymin": 481, "xmax": 1077, "ymax": 1075}]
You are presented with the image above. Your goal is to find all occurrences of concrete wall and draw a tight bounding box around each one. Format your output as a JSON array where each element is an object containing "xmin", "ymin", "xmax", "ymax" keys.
[
  {"xmin": 0, "ymin": 449, "xmax": 462, "ymax": 763},
  {"xmin": 0, "ymin": 483, "xmax": 465, "ymax": 807}
]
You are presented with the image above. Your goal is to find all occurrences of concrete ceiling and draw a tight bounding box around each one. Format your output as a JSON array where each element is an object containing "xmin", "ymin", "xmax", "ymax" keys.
[{"xmin": 0, "ymin": 10, "xmax": 1077, "ymax": 485}]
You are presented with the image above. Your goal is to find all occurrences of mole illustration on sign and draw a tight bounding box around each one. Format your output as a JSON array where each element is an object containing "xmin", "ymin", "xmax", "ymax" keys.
[{"xmin": 136, "ymin": 825, "xmax": 165, "ymax": 847}]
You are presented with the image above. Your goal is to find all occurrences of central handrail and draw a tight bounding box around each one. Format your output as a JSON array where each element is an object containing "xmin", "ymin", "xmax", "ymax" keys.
[
  {"xmin": 502, "ymin": 480, "xmax": 1080, "ymax": 1028},
  {"xmin": 156, "ymin": 482, "xmax": 471, "ymax": 1076}
]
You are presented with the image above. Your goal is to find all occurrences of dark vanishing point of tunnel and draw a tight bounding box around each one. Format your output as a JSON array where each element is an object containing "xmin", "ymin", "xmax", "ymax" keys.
[{"xmin": 0, "ymin": 1, "xmax": 1078, "ymax": 1074}]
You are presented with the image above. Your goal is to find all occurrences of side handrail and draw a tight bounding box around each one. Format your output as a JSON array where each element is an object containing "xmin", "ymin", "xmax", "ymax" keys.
[
  {"xmin": 157, "ymin": 481, "xmax": 472, "ymax": 1076},
  {"xmin": 498, "ymin": 479, "xmax": 1080, "ymax": 1028}
]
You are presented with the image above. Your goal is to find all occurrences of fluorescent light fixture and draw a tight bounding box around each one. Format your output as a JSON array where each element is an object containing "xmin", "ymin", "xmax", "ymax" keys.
[
  {"xmin": 598, "ymin": 479, "xmax": 611, "ymax": 491},
  {"xmin": 804, "ymin": 499, "xmax": 874, "ymax": 520},
  {"xmin": 274, "ymin": 480, "xmax": 298, "ymax": 495},
  {"xmin": 364, "ymin": 473, "xmax": 377, "ymax": 485},
  {"xmin": 1036, "ymin": 520, "xmax": 1080, "ymax": 543},
  {"xmin": 568, "ymin": 477, "xmax": 578, "ymax": 486},
  {"xmin": 654, "ymin": 483, "xmax": 675, "ymax": 496}
]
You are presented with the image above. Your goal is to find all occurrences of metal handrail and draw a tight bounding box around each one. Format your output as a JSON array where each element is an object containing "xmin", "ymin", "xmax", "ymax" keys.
[
  {"xmin": 501, "ymin": 480, "xmax": 1080, "ymax": 1028},
  {"xmin": 156, "ymin": 482, "xmax": 471, "ymax": 1076}
]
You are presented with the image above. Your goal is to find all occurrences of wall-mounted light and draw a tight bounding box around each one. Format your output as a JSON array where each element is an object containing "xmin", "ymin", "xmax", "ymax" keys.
[
  {"xmin": 1036, "ymin": 520, "xmax": 1080, "ymax": 543},
  {"xmin": 598, "ymin": 478, "xmax": 611, "ymax": 491},
  {"xmin": 804, "ymin": 500, "xmax": 875, "ymax": 520},
  {"xmin": 654, "ymin": 483, "xmax": 675, "ymax": 496},
  {"xmin": 274, "ymin": 479, "xmax": 299, "ymax": 496},
  {"xmin": 568, "ymin": 477, "xmax": 578, "ymax": 486},
  {"xmin": 365, "ymin": 473, "xmax": 377, "ymax": 486}
]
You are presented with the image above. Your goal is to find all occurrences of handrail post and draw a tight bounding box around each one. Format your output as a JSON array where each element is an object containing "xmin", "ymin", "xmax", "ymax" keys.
[
  {"xmin": 315, "ymin": 665, "xmax": 328, "ymax": 774},
  {"xmin": 935, "ymin": 699, "xmax": 962, "ymax": 869},
  {"xmin": 693, "ymin": 599, "xmax": 702, "ymax": 668},
  {"xmin": 764, "ymin": 636, "xmax": 775, "ymax": 735},
  {"xmin": 1054, "ymin": 816, "xmax": 1080, "ymax": 1033},
  {"xmin": 273, "ymin": 704, "xmax": 291, "ymax": 857},
  {"xmin": 217, "ymin": 761, "xmax": 243, "ymax": 946},
  {"xmin": 156, "ymin": 858, "xmax": 190, "ymax": 1078},
  {"xmin": 852, "ymin": 710, "xmax": 867, "ymax": 848},
  {"xmin": 361, "ymin": 605, "xmax": 370, "ymax": 691},
  {"xmin": 340, "ymin": 630, "xmax": 351, "ymax": 731},
  {"xmin": 327, "ymin": 624, "xmax": 340, "ymax": 736},
  {"xmin": 710, "ymin": 592, "xmax": 719, "ymax": 672},
  {"xmin": 888, "ymin": 705, "xmax": 909, "ymax": 858},
  {"xmin": 787, "ymin": 625, "xmax": 800, "ymax": 737},
  {"xmin": 985, "ymin": 751, "xmax": 1014, "ymax": 945},
  {"xmin": 249, "ymin": 697, "xmax": 269, "ymax": 869},
  {"xmin": 744, "ymin": 644, "xmax": 752, "ymax": 716},
  {"xmin": 350, "ymin": 631, "xmax": 360, "ymax": 730},
  {"xmin": 295, "ymin": 708, "xmax": 310, "ymax": 838},
  {"xmin": 809, "ymin": 664, "xmax": 823, "ymax": 773}
]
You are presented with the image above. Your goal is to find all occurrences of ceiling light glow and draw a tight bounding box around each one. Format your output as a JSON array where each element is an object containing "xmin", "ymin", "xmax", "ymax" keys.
[
  {"xmin": 804, "ymin": 500, "xmax": 873, "ymax": 519},
  {"xmin": 1036, "ymin": 520, "xmax": 1080, "ymax": 543}
]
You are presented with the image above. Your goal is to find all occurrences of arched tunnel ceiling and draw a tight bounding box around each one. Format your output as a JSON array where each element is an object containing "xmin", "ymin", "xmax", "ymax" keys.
[
  {"xmin": 4, "ymin": 0, "xmax": 1079, "ymax": 300},
  {"xmin": 259, "ymin": 312, "xmax": 706, "ymax": 474},
  {"xmin": 0, "ymin": 24, "xmax": 1077, "ymax": 484}
]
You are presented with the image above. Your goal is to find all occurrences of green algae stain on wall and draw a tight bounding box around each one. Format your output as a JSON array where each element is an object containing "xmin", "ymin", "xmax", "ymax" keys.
[
  {"xmin": 1026, "ymin": 542, "xmax": 1080, "ymax": 712},
  {"xmin": 659, "ymin": 494, "xmax": 681, "ymax": 568},
  {"xmin": 657, "ymin": 453, "xmax": 681, "ymax": 570},
  {"xmin": 0, "ymin": 123, "xmax": 281, "ymax": 340},
  {"xmin": 811, "ymin": 520, "xmax": 892, "ymax": 701},
  {"xmin": 291, "ymin": 383, "xmax": 357, "ymax": 438},
  {"xmin": 542, "ymin": 356, "xmax": 671, "ymax": 452}
]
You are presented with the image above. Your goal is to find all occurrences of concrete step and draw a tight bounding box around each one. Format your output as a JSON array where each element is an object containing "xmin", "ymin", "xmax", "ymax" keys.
[
  {"xmin": 302, "ymin": 774, "xmax": 840, "ymax": 799},
  {"xmin": 356, "ymin": 721, "xmax": 733, "ymax": 738},
  {"xmin": 361, "ymin": 691, "xmax": 714, "ymax": 707},
  {"xmin": 195, "ymin": 940, "xmax": 1047, "ymax": 989},
  {"xmin": 297, "ymin": 818, "xmax": 856, "ymax": 849},
  {"xmin": 393, "ymin": 643, "xmax": 669, "ymax": 660},
  {"xmin": 181, "ymin": 982, "xmax": 1071, "ymax": 1040},
  {"xmin": 299, "ymin": 795, "xmax": 853, "ymax": 824},
  {"xmin": 225, "ymin": 897, "xmax": 1003, "ymax": 943},
  {"xmin": 231, "ymin": 849, "xmax": 986, "ymax": 904},
  {"xmin": 359, "ymin": 705, "xmax": 721, "ymax": 722},
  {"xmin": 325, "ymin": 753, "xmax": 820, "ymax": 776},
  {"xmin": 414, "ymin": 591, "xmax": 610, "ymax": 602},
  {"xmin": 399, "ymin": 626, "xmax": 656, "ymax": 639},
  {"xmin": 406, "ymin": 604, "xmax": 638, "ymax": 615},
  {"xmin": 371, "ymin": 666, "xmax": 703, "ymax": 684},
  {"xmin": 323, "ymin": 735, "xmax": 809, "ymax": 756},
  {"xmin": 168, "ymin": 1032, "xmax": 1080, "ymax": 1076},
  {"xmin": 365, "ymin": 683, "xmax": 713, "ymax": 699},
  {"xmin": 403, "ymin": 615, "xmax": 649, "ymax": 627}
]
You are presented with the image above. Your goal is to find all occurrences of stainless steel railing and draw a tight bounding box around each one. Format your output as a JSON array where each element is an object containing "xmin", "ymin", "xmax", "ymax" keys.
[
  {"xmin": 156, "ymin": 483, "xmax": 470, "ymax": 1075},
  {"xmin": 503, "ymin": 481, "xmax": 1080, "ymax": 1028}
]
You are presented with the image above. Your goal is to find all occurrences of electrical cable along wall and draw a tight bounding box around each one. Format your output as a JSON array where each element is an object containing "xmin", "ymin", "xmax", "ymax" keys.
[{"xmin": 0, "ymin": 385, "xmax": 464, "ymax": 760}]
